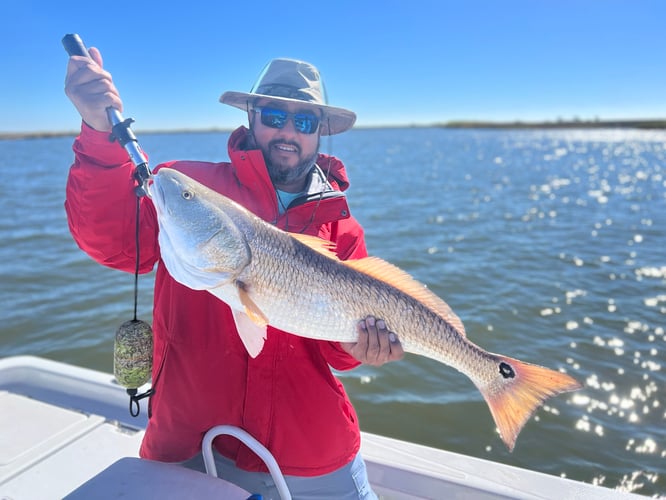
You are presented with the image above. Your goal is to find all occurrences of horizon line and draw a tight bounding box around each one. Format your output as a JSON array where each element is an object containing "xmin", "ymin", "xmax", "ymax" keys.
[{"xmin": 2, "ymin": 117, "xmax": 666, "ymax": 140}]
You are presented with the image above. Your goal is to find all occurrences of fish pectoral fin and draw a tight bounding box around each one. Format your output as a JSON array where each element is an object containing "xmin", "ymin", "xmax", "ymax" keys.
[
  {"xmin": 232, "ymin": 283, "xmax": 270, "ymax": 358},
  {"xmin": 237, "ymin": 285, "xmax": 269, "ymax": 327},
  {"xmin": 231, "ymin": 309, "xmax": 267, "ymax": 358}
]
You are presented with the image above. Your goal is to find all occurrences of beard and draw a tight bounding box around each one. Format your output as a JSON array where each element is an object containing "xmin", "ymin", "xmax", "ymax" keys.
[{"xmin": 255, "ymin": 135, "xmax": 320, "ymax": 188}]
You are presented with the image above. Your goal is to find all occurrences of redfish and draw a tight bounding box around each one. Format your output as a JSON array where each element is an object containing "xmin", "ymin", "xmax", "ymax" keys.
[{"xmin": 148, "ymin": 167, "xmax": 581, "ymax": 450}]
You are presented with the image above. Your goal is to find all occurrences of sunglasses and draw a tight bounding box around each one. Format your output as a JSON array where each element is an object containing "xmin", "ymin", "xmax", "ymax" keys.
[{"xmin": 253, "ymin": 107, "xmax": 320, "ymax": 135}]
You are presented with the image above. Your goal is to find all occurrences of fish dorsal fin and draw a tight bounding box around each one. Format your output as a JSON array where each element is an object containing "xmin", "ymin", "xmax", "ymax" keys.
[
  {"xmin": 292, "ymin": 233, "xmax": 466, "ymax": 336},
  {"xmin": 291, "ymin": 233, "xmax": 339, "ymax": 259},
  {"xmin": 231, "ymin": 309, "xmax": 267, "ymax": 358},
  {"xmin": 344, "ymin": 256, "xmax": 467, "ymax": 337}
]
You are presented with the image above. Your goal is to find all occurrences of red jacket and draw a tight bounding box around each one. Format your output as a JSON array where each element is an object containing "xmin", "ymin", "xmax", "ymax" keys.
[{"xmin": 65, "ymin": 124, "xmax": 368, "ymax": 476}]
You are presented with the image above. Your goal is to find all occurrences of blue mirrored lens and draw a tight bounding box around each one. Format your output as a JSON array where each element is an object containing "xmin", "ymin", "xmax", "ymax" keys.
[
  {"xmin": 293, "ymin": 114, "xmax": 317, "ymax": 134},
  {"xmin": 261, "ymin": 108, "xmax": 288, "ymax": 128},
  {"xmin": 259, "ymin": 108, "xmax": 319, "ymax": 134}
]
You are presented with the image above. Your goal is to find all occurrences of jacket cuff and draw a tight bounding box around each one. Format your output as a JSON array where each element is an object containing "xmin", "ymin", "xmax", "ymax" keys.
[
  {"xmin": 74, "ymin": 121, "xmax": 131, "ymax": 167},
  {"xmin": 321, "ymin": 341, "xmax": 362, "ymax": 371}
]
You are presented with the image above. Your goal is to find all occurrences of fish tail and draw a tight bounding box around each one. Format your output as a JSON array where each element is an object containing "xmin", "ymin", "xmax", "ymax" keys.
[{"xmin": 479, "ymin": 355, "xmax": 581, "ymax": 451}]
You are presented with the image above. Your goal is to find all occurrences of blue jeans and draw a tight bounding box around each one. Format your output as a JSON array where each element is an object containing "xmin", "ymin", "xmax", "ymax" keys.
[{"xmin": 181, "ymin": 450, "xmax": 377, "ymax": 500}]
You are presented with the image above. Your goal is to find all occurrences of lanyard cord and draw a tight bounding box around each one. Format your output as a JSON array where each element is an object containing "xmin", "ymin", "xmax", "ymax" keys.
[
  {"xmin": 133, "ymin": 196, "xmax": 140, "ymax": 320},
  {"xmin": 115, "ymin": 189, "xmax": 154, "ymax": 418},
  {"xmin": 296, "ymin": 117, "xmax": 334, "ymax": 234}
]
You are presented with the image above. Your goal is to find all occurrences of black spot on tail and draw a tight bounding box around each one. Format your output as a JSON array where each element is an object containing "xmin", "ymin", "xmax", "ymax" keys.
[{"xmin": 499, "ymin": 361, "xmax": 516, "ymax": 379}]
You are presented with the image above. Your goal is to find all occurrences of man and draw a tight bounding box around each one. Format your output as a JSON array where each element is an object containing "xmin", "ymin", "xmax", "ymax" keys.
[{"xmin": 64, "ymin": 50, "xmax": 403, "ymax": 499}]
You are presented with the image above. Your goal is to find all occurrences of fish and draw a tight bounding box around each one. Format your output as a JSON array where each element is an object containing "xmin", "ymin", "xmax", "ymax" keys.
[{"xmin": 147, "ymin": 167, "xmax": 581, "ymax": 451}]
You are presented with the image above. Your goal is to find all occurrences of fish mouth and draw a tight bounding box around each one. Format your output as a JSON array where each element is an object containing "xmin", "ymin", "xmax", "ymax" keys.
[
  {"xmin": 146, "ymin": 175, "xmax": 165, "ymax": 210},
  {"xmin": 144, "ymin": 175, "xmax": 156, "ymax": 198}
]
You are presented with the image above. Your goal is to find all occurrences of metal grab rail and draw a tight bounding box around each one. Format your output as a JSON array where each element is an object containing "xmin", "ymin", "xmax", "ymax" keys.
[{"xmin": 202, "ymin": 425, "xmax": 292, "ymax": 500}]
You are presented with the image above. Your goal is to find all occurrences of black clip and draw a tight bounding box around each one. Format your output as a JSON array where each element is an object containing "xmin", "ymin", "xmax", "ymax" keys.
[
  {"xmin": 109, "ymin": 117, "xmax": 137, "ymax": 146},
  {"xmin": 126, "ymin": 387, "xmax": 155, "ymax": 418}
]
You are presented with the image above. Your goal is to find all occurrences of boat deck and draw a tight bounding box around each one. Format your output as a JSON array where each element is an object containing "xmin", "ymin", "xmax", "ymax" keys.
[{"xmin": 0, "ymin": 356, "xmax": 637, "ymax": 499}]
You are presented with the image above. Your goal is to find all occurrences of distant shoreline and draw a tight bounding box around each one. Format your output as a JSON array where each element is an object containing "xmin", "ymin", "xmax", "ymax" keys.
[
  {"xmin": 2, "ymin": 119, "xmax": 665, "ymax": 140},
  {"xmin": 438, "ymin": 119, "xmax": 666, "ymax": 130}
]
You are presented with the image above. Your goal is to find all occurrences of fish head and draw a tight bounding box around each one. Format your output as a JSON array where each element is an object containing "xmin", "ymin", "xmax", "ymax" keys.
[{"xmin": 148, "ymin": 168, "xmax": 251, "ymax": 290}]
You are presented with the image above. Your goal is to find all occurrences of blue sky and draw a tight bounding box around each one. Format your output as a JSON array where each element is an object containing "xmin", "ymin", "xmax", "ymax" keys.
[{"xmin": 3, "ymin": 0, "xmax": 665, "ymax": 133}]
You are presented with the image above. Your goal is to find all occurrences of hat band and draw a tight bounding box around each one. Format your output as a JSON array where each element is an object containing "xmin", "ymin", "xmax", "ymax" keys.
[{"xmin": 254, "ymin": 84, "xmax": 321, "ymax": 103}]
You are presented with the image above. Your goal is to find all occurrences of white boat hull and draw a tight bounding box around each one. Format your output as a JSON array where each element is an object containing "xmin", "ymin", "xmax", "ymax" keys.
[{"xmin": 0, "ymin": 356, "xmax": 637, "ymax": 499}]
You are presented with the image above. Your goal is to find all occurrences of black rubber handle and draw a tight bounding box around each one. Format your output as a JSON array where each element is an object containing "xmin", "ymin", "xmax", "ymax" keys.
[{"xmin": 62, "ymin": 34, "xmax": 89, "ymax": 57}]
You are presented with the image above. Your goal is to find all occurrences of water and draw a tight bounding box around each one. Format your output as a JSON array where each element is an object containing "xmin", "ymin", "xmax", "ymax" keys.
[{"xmin": 1, "ymin": 128, "xmax": 664, "ymax": 496}]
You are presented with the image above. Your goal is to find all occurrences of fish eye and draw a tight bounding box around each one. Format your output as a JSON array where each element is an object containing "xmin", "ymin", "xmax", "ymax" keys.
[{"xmin": 182, "ymin": 190, "xmax": 194, "ymax": 200}]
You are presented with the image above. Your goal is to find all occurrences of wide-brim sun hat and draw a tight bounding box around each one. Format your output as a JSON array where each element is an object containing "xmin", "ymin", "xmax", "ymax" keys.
[{"xmin": 220, "ymin": 58, "xmax": 356, "ymax": 136}]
